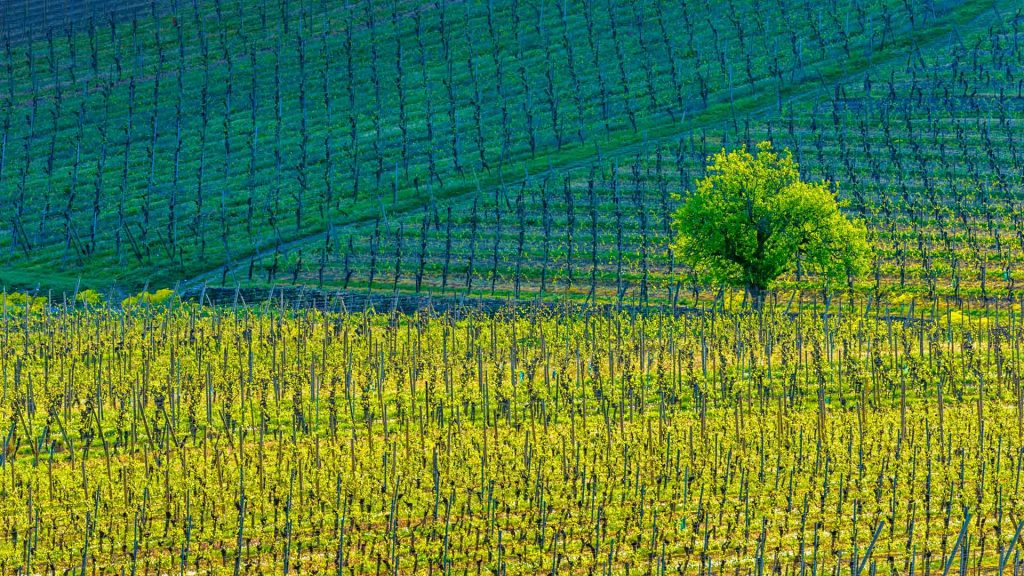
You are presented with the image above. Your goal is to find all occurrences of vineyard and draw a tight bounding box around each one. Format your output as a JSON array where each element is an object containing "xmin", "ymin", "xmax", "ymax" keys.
[
  {"xmin": 4, "ymin": 0, "xmax": 1024, "ymax": 573},
  {"xmin": 0, "ymin": 0, "xmax": 1017, "ymax": 303},
  {"xmin": 0, "ymin": 298, "xmax": 1023, "ymax": 574}
]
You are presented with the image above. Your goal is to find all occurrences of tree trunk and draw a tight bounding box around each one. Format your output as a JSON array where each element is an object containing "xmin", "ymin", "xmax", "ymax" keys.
[{"xmin": 747, "ymin": 283, "xmax": 766, "ymax": 312}]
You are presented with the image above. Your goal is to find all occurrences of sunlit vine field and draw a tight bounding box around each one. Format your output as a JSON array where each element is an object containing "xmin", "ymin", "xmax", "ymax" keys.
[{"xmin": 2, "ymin": 295, "xmax": 1023, "ymax": 574}]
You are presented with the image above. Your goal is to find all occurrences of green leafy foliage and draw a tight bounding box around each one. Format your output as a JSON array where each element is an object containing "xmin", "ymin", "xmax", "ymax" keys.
[
  {"xmin": 120, "ymin": 288, "xmax": 178, "ymax": 309},
  {"xmin": 672, "ymin": 142, "xmax": 869, "ymax": 306}
]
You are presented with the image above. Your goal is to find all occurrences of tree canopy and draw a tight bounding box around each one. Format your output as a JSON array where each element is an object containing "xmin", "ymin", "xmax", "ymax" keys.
[{"xmin": 672, "ymin": 141, "xmax": 869, "ymax": 309}]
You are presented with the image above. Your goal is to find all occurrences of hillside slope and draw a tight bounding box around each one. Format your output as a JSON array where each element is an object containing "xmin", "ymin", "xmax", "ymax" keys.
[{"xmin": 1, "ymin": 0, "xmax": 1019, "ymax": 304}]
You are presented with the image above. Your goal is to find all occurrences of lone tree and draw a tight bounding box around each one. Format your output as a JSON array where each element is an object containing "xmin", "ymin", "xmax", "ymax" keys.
[{"xmin": 673, "ymin": 141, "xmax": 869, "ymax": 310}]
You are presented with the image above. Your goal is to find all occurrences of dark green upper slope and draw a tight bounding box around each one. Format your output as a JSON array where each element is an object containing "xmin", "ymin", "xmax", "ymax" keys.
[{"xmin": 0, "ymin": 0, "xmax": 1015, "ymax": 301}]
